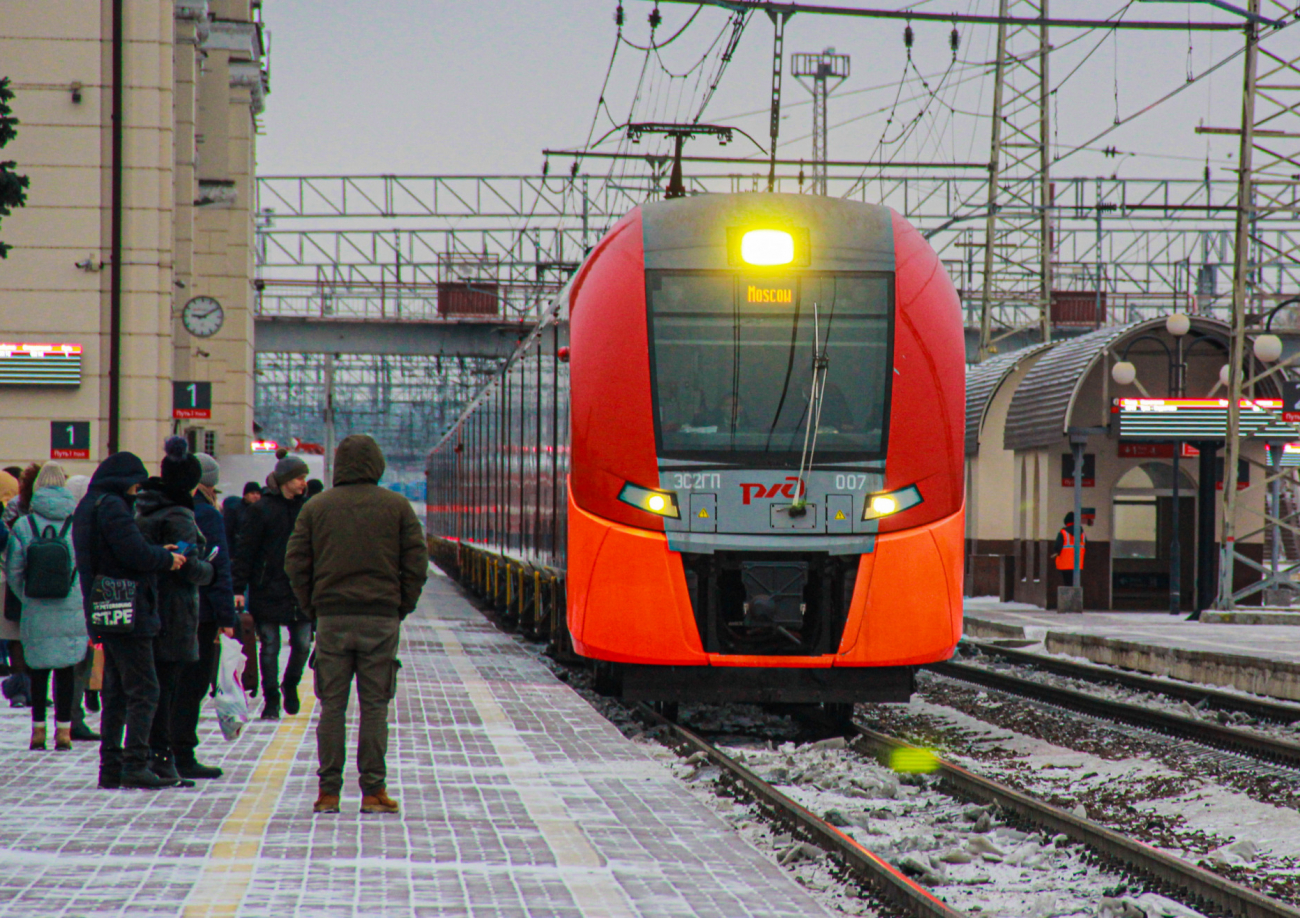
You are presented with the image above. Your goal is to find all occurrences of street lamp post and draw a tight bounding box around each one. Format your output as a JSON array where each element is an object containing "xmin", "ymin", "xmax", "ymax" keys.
[{"xmin": 1111, "ymin": 314, "xmax": 1219, "ymax": 615}]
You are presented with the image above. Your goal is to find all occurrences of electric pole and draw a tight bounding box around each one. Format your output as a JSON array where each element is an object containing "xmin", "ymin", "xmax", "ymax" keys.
[
  {"xmin": 977, "ymin": 0, "xmax": 1052, "ymax": 362},
  {"xmin": 792, "ymin": 48, "xmax": 850, "ymax": 196}
]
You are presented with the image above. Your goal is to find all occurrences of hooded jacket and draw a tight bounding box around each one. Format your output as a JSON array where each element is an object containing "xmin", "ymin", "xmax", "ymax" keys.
[
  {"xmin": 232, "ymin": 486, "xmax": 307, "ymax": 624},
  {"xmin": 6, "ymin": 486, "xmax": 89, "ymax": 670},
  {"xmin": 73, "ymin": 452, "xmax": 176, "ymax": 639},
  {"xmin": 135, "ymin": 480, "xmax": 215, "ymax": 662},
  {"xmin": 195, "ymin": 491, "xmax": 236, "ymax": 628},
  {"xmin": 285, "ymin": 435, "xmax": 428, "ymax": 619}
]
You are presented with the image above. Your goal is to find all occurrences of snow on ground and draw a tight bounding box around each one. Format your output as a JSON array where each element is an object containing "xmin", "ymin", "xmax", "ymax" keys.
[{"xmin": 859, "ymin": 685, "xmax": 1300, "ymax": 905}]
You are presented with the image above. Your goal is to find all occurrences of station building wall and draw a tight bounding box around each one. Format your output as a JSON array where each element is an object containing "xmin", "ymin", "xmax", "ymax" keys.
[
  {"xmin": 0, "ymin": 0, "xmax": 263, "ymax": 474},
  {"xmin": 964, "ymin": 353, "xmax": 1045, "ymax": 598}
]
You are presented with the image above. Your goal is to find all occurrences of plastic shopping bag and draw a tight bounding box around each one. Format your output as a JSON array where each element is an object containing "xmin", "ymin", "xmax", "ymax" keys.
[{"xmin": 214, "ymin": 634, "xmax": 251, "ymax": 741}]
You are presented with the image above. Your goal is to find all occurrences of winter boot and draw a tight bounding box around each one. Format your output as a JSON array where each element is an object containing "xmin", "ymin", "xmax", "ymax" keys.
[
  {"xmin": 313, "ymin": 793, "xmax": 341, "ymax": 814},
  {"xmin": 150, "ymin": 753, "xmax": 195, "ymax": 788},
  {"xmin": 360, "ymin": 789, "xmax": 399, "ymax": 814},
  {"xmin": 29, "ymin": 724, "xmax": 46, "ymax": 751},
  {"xmin": 71, "ymin": 722, "xmax": 100, "ymax": 742},
  {"xmin": 55, "ymin": 724, "xmax": 72, "ymax": 751},
  {"xmin": 98, "ymin": 767, "xmax": 121, "ymax": 790},
  {"xmin": 175, "ymin": 755, "xmax": 223, "ymax": 780},
  {"xmin": 282, "ymin": 681, "xmax": 300, "ymax": 716},
  {"xmin": 120, "ymin": 766, "xmax": 170, "ymax": 790},
  {"xmin": 260, "ymin": 697, "xmax": 281, "ymax": 720},
  {"xmin": 84, "ymin": 689, "xmax": 100, "ymax": 713}
]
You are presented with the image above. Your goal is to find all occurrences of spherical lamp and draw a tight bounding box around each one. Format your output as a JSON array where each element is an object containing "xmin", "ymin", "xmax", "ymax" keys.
[
  {"xmin": 1166, "ymin": 313, "xmax": 1191, "ymax": 337},
  {"xmin": 1220, "ymin": 364, "xmax": 1232, "ymax": 388},
  {"xmin": 1254, "ymin": 333, "xmax": 1283, "ymax": 363},
  {"xmin": 1111, "ymin": 361, "xmax": 1137, "ymax": 386}
]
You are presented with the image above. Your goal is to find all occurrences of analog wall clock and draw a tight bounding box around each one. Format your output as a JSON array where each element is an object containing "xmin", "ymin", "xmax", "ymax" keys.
[{"xmin": 182, "ymin": 296, "xmax": 225, "ymax": 338}]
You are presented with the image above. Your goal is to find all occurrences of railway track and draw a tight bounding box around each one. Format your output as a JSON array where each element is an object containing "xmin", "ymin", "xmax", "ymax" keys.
[
  {"xmin": 961, "ymin": 640, "xmax": 1300, "ymax": 724},
  {"xmin": 847, "ymin": 723, "xmax": 1300, "ymax": 918},
  {"xmin": 638, "ymin": 705, "xmax": 970, "ymax": 918},
  {"xmin": 642, "ymin": 701, "xmax": 1300, "ymax": 918},
  {"xmin": 926, "ymin": 659, "xmax": 1300, "ymax": 769}
]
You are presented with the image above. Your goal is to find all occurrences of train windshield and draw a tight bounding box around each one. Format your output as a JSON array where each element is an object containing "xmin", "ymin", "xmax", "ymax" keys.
[{"xmin": 648, "ymin": 271, "xmax": 892, "ymax": 463}]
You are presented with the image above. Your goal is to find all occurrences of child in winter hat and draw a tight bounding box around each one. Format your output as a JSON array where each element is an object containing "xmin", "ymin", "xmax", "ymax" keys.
[{"xmin": 160, "ymin": 436, "xmax": 204, "ymax": 504}]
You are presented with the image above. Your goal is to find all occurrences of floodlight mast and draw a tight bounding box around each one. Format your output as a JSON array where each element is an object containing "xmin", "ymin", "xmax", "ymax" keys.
[{"xmin": 792, "ymin": 48, "xmax": 850, "ymax": 196}]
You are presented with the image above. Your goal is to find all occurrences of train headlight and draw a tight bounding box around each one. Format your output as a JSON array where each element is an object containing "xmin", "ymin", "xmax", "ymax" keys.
[
  {"xmin": 741, "ymin": 229, "xmax": 795, "ymax": 266},
  {"xmin": 619, "ymin": 482, "xmax": 680, "ymax": 519},
  {"xmin": 862, "ymin": 484, "xmax": 923, "ymax": 521}
]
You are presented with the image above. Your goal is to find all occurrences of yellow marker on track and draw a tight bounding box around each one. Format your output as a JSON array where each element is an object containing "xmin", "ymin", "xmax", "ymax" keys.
[{"xmin": 888, "ymin": 746, "xmax": 940, "ymax": 774}]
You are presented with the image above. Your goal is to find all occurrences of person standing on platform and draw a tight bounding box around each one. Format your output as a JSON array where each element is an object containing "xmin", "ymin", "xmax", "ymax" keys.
[
  {"xmin": 232, "ymin": 451, "xmax": 310, "ymax": 720},
  {"xmin": 1053, "ymin": 512, "xmax": 1087, "ymax": 587},
  {"xmin": 223, "ymin": 481, "xmax": 263, "ymax": 698},
  {"xmin": 171, "ymin": 454, "xmax": 237, "ymax": 779},
  {"xmin": 286, "ymin": 434, "xmax": 427, "ymax": 815},
  {"xmin": 63, "ymin": 475, "xmax": 99, "ymax": 740},
  {"xmin": 0, "ymin": 469, "xmax": 23, "ymax": 707},
  {"xmin": 4, "ymin": 462, "xmax": 87, "ymax": 751},
  {"xmin": 73, "ymin": 452, "xmax": 186, "ymax": 790},
  {"xmin": 136, "ymin": 438, "xmax": 214, "ymax": 785}
]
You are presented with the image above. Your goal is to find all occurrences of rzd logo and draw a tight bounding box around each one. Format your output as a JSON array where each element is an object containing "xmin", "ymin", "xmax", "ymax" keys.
[{"xmin": 740, "ymin": 476, "xmax": 806, "ymax": 505}]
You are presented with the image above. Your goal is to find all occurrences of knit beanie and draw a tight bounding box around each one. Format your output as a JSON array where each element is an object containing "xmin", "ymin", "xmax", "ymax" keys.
[
  {"xmin": 161, "ymin": 436, "xmax": 203, "ymax": 496},
  {"xmin": 272, "ymin": 447, "xmax": 310, "ymax": 487},
  {"xmin": 196, "ymin": 452, "xmax": 220, "ymax": 488}
]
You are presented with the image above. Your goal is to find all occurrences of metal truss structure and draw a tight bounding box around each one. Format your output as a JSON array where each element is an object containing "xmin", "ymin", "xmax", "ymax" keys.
[
  {"xmin": 253, "ymin": 351, "xmax": 502, "ymax": 475},
  {"xmin": 256, "ymin": 172, "xmax": 1300, "ymax": 327},
  {"xmin": 978, "ymin": 0, "xmax": 1051, "ymax": 361},
  {"xmin": 252, "ymin": 167, "xmax": 1300, "ymax": 476},
  {"xmin": 1219, "ymin": 0, "xmax": 1300, "ymax": 609}
]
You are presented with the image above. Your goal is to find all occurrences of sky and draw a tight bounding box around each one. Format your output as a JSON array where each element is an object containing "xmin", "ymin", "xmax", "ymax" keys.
[{"xmin": 255, "ymin": 1, "xmax": 1284, "ymax": 186}]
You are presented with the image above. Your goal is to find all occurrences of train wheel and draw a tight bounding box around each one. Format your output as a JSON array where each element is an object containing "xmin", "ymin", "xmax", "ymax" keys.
[
  {"xmin": 651, "ymin": 701, "xmax": 679, "ymax": 722},
  {"xmin": 592, "ymin": 661, "xmax": 621, "ymax": 697},
  {"xmin": 823, "ymin": 702, "xmax": 856, "ymax": 733}
]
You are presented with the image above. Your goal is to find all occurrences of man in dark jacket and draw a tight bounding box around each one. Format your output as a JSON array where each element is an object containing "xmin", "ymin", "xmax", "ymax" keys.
[
  {"xmin": 73, "ymin": 452, "xmax": 186, "ymax": 790},
  {"xmin": 223, "ymin": 480, "xmax": 263, "ymax": 696},
  {"xmin": 232, "ymin": 451, "xmax": 311, "ymax": 719},
  {"xmin": 286, "ymin": 434, "xmax": 428, "ymax": 815},
  {"xmin": 172, "ymin": 453, "xmax": 238, "ymax": 779},
  {"xmin": 136, "ymin": 438, "xmax": 216, "ymax": 786}
]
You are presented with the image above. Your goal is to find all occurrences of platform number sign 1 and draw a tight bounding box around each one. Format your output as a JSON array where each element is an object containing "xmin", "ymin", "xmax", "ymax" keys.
[
  {"xmin": 1284, "ymin": 381, "xmax": 1300, "ymax": 424},
  {"xmin": 172, "ymin": 381, "xmax": 212, "ymax": 419},
  {"xmin": 51, "ymin": 421, "xmax": 90, "ymax": 459}
]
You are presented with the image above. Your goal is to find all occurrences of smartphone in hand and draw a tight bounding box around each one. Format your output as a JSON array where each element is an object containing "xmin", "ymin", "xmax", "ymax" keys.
[{"xmin": 175, "ymin": 541, "xmax": 194, "ymax": 555}]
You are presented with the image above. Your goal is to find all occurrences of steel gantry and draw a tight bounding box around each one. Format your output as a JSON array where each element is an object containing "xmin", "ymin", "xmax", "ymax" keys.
[
  {"xmin": 977, "ymin": 0, "xmax": 1052, "ymax": 362},
  {"xmin": 1219, "ymin": 0, "xmax": 1300, "ymax": 611}
]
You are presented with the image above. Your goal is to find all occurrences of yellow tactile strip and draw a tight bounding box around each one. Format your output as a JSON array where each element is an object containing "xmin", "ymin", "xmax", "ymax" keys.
[{"xmin": 181, "ymin": 686, "xmax": 317, "ymax": 918}]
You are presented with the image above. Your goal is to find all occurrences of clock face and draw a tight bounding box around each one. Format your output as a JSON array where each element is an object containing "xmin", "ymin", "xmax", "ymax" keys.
[{"xmin": 182, "ymin": 296, "xmax": 224, "ymax": 338}]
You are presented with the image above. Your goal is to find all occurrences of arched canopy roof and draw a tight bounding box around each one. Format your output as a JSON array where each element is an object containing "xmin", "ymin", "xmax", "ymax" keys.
[
  {"xmin": 965, "ymin": 343, "xmax": 1052, "ymax": 456},
  {"xmin": 1002, "ymin": 317, "xmax": 1259, "ymax": 453}
]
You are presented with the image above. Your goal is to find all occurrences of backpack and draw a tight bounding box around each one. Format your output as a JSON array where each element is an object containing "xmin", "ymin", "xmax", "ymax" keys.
[{"xmin": 23, "ymin": 515, "xmax": 76, "ymax": 600}]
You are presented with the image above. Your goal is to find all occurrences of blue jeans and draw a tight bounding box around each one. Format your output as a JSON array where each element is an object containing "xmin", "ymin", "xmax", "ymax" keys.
[{"xmin": 257, "ymin": 621, "xmax": 312, "ymax": 703}]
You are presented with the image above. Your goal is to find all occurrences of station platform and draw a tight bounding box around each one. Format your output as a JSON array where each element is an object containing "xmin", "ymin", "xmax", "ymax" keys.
[
  {"xmin": 963, "ymin": 599, "xmax": 1300, "ymax": 703},
  {"xmin": 0, "ymin": 571, "xmax": 833, "ymax": 918}
]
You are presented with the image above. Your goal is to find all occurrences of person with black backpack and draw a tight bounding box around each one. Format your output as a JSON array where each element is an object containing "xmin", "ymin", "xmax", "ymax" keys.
[{"xmin": 3, "ymin": 462, "xmax": 89, "ymax": 751}]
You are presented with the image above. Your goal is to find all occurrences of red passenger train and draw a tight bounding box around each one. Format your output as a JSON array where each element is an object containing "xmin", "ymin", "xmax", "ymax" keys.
[{"xmin": 427, "ymin": 192, "xmax": 965, "ymax": 708}]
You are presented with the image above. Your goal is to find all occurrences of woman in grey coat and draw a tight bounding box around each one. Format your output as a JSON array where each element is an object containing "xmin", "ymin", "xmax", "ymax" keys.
[{"xmin": 4, "ymin": 462, "xmax": 89, "ymax": 750}]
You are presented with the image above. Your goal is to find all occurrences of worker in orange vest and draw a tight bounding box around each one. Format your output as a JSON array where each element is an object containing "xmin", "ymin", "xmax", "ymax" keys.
[{"xmin": 1053, "ymin": 512, "xmax": 1086, "ymax": 587}]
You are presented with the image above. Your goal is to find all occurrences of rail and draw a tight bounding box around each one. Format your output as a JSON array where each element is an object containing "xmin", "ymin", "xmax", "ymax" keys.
[
  {"xmin": 640, "ymin": 707, "xmax": 970, "ymax": 918},
  {"xmin": 926, "ymin": 660, "xmax": 1300, "ymax": 769},
  {"xmin": 962, "ymin": 640, "xmax": 1300, "ymax": 724},
  {"xmin": 850, "ymin": 724, "xmax": 1300, "ymax": 918}
]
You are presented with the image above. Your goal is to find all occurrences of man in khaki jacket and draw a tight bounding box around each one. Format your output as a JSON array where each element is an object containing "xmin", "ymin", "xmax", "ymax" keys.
[{"xmin": 285, "ymin": 434, "xmax": 428, "ymax": 815}]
